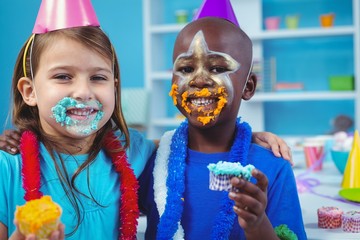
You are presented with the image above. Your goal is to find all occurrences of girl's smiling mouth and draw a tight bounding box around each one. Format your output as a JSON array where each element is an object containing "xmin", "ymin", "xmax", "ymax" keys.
[
  {"xmin": 51, "ymin": 97, "xmax": 104, "ymax": 135},
  {"xmin": 66, "ymin": 107, "xmax": 98, "ymax": 121}
]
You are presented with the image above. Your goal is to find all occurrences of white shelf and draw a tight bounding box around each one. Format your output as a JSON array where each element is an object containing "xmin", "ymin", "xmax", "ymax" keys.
[
  {"xmin": 150, "ymin": 71, "xmax": 172, "ymax": 80},
  {"xmin": 252, "ymin": 91, "xmax": 356, "ymax": 102},
  {"xmin": 149, "ymin": 24, "xmax": 355, "ymax": 40},
  {"xmin": 150, "ymin": 24, "xmax": 185, "ymax": 33},
  {"xmin": 252, "ymin": 26, "xmax": 355, "ymax": 40},
  {"xmin": 148, "ymin": 73, "xmax": 357, "ymax": 102}
]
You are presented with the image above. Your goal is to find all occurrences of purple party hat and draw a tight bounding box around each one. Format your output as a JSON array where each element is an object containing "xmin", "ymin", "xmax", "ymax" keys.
[
  {"xmin": 32, "ymin": 0, "xmax": 100, "ymax": 34},
  {"xmin": 193, "ymin": 0, "xmax": 239, "ymax": 26}
]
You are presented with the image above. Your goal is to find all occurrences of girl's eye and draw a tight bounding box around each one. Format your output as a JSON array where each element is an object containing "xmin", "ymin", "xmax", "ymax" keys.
[
  {"xmin": 210, "ymin": 66, "xmax": 228, "ymax": 74},
  {"xmin": 91, "ymin": 75, "xmax": 107, "ymax": 81},
  {"xmin": 54, "ymin": 74, "xmax": 71, "ymax": 80},
  {"xmin": 178, "ymin": 66, "xmax": 194, "ymax": 74}
]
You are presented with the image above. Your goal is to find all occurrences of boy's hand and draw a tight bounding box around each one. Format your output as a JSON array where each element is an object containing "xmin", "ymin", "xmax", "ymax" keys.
[
  {"xmin": 228, "ymin": 169, "xmax": 269, "ymax": 232},
  {"xmin": 252, "ymin": 132, "xmax": 293, "ymax": 165},
  {"xmin": 0, "ymin": 130, "xmax": 21, "ymax": 154}
]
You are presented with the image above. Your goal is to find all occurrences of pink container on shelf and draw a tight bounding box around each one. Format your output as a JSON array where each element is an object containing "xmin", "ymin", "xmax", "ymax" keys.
[
  {"xmin": 303, "ymin": 140, "xmax": 325, "ymax": 171},
  {"xmin": 265, "ymin": 16, "xmax": 280, "ymax": 30}
]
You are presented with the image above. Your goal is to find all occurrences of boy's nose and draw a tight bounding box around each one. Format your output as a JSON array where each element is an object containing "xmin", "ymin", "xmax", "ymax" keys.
[{"xmin": 190, "ymin": 72, "xmax": 215, "ymax": 88}]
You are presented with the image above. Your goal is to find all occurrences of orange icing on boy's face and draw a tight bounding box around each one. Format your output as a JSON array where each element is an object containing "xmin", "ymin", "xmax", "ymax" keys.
[{"xmin": 169, "ymin": 31, "xmax": 240, "ymax": 125}]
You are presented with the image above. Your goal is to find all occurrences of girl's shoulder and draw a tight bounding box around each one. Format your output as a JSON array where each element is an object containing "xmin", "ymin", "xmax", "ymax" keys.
[
  {"xmin": 116, "ymin": 128, "xmax": 154, "ymax": 147},
  {"xmin": 0, "ymin": 150, "xmax": 22, "ymax": 175}
]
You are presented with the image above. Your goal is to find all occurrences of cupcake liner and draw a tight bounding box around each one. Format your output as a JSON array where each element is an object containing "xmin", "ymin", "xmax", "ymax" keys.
[
  {"xmin": 317, "ymin": 206, "xmax": 343, "ymax": 229},
  {"xmin": 209, "ymin": 172, "xmax": 235, "ymax": 191},
  {"xmin": 342, "ymin": 211, "xmax": 360, "ymax": 233}
]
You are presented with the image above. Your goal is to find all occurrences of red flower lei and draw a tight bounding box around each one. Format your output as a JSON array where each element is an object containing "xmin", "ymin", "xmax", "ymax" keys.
[{"xmin": 20, "ymin": 130, "xmax": 139, "ymax": 240}]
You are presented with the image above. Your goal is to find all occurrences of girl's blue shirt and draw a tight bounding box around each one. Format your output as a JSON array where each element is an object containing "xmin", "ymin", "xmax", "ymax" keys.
[{"xmin": 0, "ymin": 128, "xmax": 155, "ymax": 239}]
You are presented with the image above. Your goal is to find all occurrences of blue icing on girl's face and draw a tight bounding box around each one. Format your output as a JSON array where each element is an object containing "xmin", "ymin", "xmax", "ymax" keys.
[{"xmin": 51, "ymin": 97, "xmax": 104, "ymax": 136}]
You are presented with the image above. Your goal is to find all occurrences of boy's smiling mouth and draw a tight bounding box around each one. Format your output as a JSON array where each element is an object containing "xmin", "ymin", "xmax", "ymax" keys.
[{"xmin": 171, "ymin": 86, "xmax": 228, "ymax": 125}]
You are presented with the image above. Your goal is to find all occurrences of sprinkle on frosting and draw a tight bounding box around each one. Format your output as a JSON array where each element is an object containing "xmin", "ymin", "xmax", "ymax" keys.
[{"xmin": 207, "ymin": 161, "xmax": 255, "ymax": 181}]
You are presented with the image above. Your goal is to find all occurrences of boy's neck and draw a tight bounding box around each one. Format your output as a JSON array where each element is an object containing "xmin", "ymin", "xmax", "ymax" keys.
[{"xmin": 187, "ymin": 122, "xmax": 236, "ymax": 153}]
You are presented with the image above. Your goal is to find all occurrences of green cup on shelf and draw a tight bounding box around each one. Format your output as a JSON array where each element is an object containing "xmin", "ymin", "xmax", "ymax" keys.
[
  {"xmin": 329, "ymin": 75, "xmax": 354, "ymax": 91},
  {"xmin": 285, "ymin": 15, "xmax": 299, "ymax": 29},
  {"xmin": 175, "ymin": 10, "xmax": 189, "ymax": 24}
]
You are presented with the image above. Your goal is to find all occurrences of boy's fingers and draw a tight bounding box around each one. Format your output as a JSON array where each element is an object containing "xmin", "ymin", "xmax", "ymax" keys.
[
  {"xmin": 4, "ymin": 130, "xmax": 21, "ymax": 140},
  {"xmin": 0, "ymin": 130, "xmax": 21, "ymax": 154},
  {"xmin": 252, "ymin": 169, "xmax": 268, "ymax": 193}
]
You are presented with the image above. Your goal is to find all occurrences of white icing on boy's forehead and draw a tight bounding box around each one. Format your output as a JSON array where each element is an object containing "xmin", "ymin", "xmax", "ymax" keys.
[{"xmin": 173, "ymin": 31, "xmax": 240, "ymax": 98}]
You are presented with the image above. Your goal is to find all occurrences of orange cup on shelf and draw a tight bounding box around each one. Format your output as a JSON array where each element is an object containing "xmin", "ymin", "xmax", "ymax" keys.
[{"xmin": 320, "ymin": 13, "xmax": 335, "ymax": 27}]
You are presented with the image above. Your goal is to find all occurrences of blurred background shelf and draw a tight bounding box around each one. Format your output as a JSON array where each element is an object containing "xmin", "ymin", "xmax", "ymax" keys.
[{"xmin": 143, "ymin": 0, "xmax": 360, "ymax": 139}]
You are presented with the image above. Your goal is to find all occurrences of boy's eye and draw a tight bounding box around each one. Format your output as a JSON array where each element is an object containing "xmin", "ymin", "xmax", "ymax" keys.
[
  {"xmin": 210, "ymin": 66, "xmax": 228, "ymax": 74},
  {"xmin": 178, "ymin": 66, "xmax": 194, "ymax": 74},
  {"xmin": 54, "ymin": 74, "xmax": 71, "ymax": 80}
]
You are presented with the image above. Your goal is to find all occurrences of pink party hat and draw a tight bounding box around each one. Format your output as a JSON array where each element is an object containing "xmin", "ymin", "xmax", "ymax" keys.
[
  {"xmin": 32, "ymin": 0, "xmax": 100, "ymax": 34},
  {"xmin": 193, "ymin": 0, "xmax": 239, "ymax": 27}
]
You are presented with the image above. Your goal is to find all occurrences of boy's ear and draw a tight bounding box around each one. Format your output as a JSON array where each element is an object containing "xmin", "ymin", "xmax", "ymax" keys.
[
  {"xmin": 242, "ymin": 72, "xmax": 257, "ymax": 100},
  {"xmin": 17, "ymin": 77, "xmax": 37, "ymax": 106}
]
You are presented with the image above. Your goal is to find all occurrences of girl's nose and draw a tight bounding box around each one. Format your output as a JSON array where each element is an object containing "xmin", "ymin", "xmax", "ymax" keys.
[{"xmin": 72, "ymin": 79, "xmax": 94, "ymax": 101}]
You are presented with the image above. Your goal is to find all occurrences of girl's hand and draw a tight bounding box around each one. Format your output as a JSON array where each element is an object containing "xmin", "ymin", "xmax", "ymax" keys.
[
  {"xmin": 228, "ymin": 169, "xmax": 269, "ymax": 233},
  {"xmin": 0, "ymin": 130, "xmax": 21, "ymax": 154},
  {"xmin": 252, "ymin": 132, "xmax": 293, "ymax": 165},
  {"xmin": 9, "ymin": 221, "xmax": 65, "ymax": 240}
]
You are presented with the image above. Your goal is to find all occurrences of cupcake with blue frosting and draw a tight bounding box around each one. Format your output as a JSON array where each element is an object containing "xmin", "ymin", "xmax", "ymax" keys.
[{"xmin": 207, "ymin": 161, "xmax": 255, "ymax": 191}]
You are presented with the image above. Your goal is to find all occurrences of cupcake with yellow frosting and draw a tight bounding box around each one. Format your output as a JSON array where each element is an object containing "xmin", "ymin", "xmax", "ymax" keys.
[{"xmin": 15, "ymin": 195, "xmax": 62, "ymax": 239}]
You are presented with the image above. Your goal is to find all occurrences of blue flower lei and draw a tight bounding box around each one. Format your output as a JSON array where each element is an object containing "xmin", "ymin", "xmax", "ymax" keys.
[{"xmin": 157, "ymin": 117, "xmax": 252, "ymax": 239}]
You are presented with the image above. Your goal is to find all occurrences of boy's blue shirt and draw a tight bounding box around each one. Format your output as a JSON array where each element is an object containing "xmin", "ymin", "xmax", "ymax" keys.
[{"xmin": 139, "ymin": 141, "xmax": 307, "ymax": 240}]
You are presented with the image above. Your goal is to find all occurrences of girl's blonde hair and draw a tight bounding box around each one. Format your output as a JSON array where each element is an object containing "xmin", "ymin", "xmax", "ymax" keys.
[{"xmin": 11, "ymin": 26, "xmax": 130, "ymax": 235}]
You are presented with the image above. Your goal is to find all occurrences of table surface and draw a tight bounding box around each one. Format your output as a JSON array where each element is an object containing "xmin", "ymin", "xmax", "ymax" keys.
[{"xmin": 294, "ymin": 159, "xmax": 360, "ymax": 240}]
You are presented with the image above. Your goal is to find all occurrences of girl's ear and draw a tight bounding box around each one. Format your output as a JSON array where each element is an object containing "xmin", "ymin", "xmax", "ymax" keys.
[
  {"xmin": 242, "ymin": 72, "xmax": 257, "ymax": 100},
  {"xmin": 17, "ymin": 77, "xmax": 37, "ymax": 106}
]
